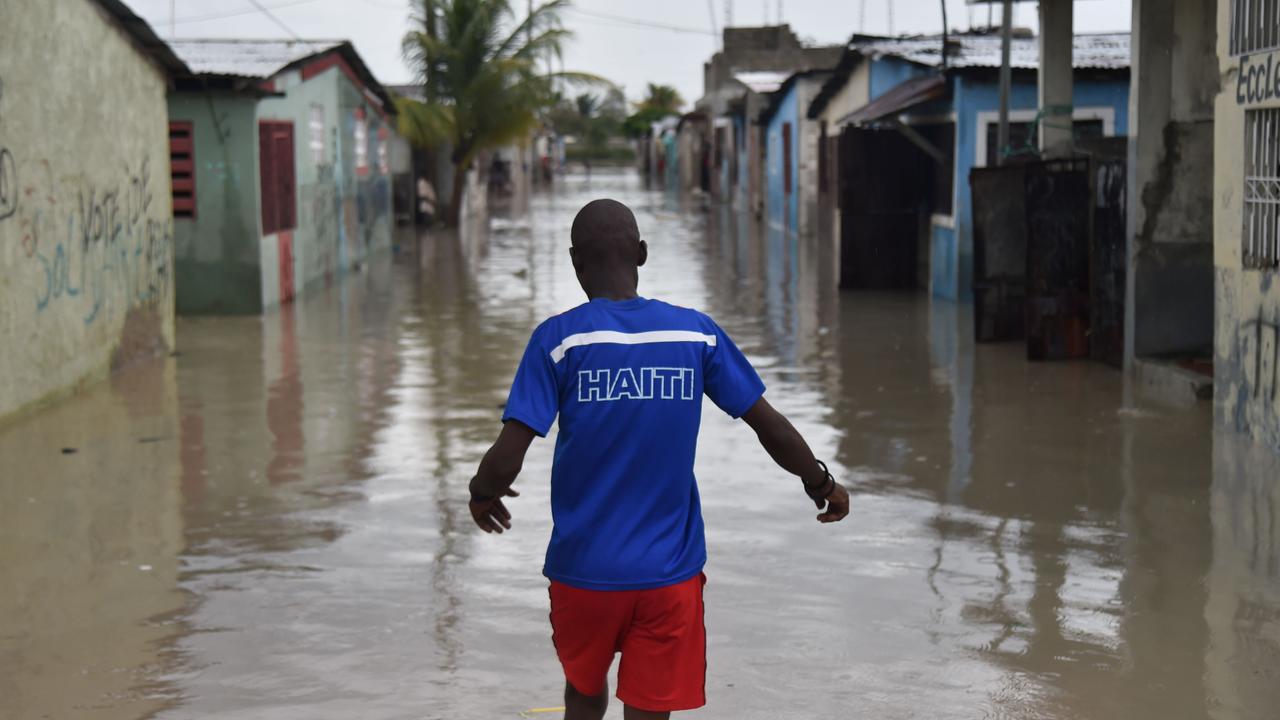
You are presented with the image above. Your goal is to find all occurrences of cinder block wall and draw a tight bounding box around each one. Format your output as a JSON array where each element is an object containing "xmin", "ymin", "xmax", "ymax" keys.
[{"xmin": 0, "ymin": 0, "xmax": 175, "ymax": 419}]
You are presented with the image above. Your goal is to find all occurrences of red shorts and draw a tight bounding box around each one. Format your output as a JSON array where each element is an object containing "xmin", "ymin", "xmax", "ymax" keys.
[{"xmin": 549, "ymin": 573, "xmax": 707, "ymax": 712}]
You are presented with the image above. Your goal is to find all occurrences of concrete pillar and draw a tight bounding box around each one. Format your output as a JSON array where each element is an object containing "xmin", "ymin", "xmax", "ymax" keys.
[
  {"xmin": 1124, "ymin": 0, "xmax": 1174, "ymax": 372},
  {"xmin": 1038, "ymin": 0, "xmax": 1074, "ymax": 155}
]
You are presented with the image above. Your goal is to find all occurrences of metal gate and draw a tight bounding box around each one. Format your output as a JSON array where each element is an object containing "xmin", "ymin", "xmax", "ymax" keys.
[
  {"xmin": 972, "ymin": 164, "xmax": 1027, "ymax": 342},
  {"xmin": 1025, "ymin": 158, "xmax": 1092, "ymax": 361},
  {"xmin": 970, "ymin": 155, "xmax": 1127, "ymax": 362},
  {"xmin": 1091, "ymin": 159, "xmax": 1127, "ymax": 367}
]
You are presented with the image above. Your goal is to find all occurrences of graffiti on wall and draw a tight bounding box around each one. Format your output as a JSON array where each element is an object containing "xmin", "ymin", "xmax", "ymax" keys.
[
  {"xmin": 355, "ymin": 176, "xmax": 389, "ymax": 248},
  {"xmin": 0, "ymin": 77, "xmax": 16, "ymax": 223},
  {"xmin": 309, "ymin": 162, "xmax": 338, "ymax": 277},
  {"xmin": 21, "ymin": 156, "xmax": 171, "ymax": 325},
  {"xmin": 4, "ymin": 160, "xmax": 169, "ymax": 329},
  {"xmin": 1244, "ymin": 310, "xmax": 1280, "ymax": 403},
  {"xmin": 3, "ymin": 72, "xmax": 171, "ymax": 325}
]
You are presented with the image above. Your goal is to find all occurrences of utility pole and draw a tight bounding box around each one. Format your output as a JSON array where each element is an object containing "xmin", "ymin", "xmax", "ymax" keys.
[
  {"xmin": 859, "ymin": 0, "xmax": 867, "ymax": 33},
  {"xmin": 996, "ymin": 0, "xmax": 1013, "ymax": 165},
  {"xmin": 725, "ymin": 0, "xmax": 733, "ymax": 28},
  {"xmin": 170, "ymin": 0, "xmax": 175, "ymax": 37},
  {"xmin": 887, "ymin": 0, "xmax": 894, "ymax": 35},
  {"xmin": 707, "ymin": 0, "xmax": 720, "ymax": 49},
  {"xmin": 940, "ymin": 0, "xmax": 948, "ymax": 70}
]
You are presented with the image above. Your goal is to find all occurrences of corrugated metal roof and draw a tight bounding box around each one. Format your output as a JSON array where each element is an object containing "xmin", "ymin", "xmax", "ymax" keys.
[
  {"xmin": 858, "ymin": 32, "xmax": 1130, "ymax": 70},
  {"xmin": 168, "ymin": 39, "xmax": 345, "ymax": 78},
  {"xmin": 733, "ymin": 71, "xmax": 790, "ymax": 94}
]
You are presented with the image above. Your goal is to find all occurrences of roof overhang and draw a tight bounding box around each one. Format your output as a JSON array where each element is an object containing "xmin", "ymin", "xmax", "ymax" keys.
[
  {"xmin": 838, "ymin": 75, "xmax": 948, "ymax": 127},
  {"xmin": 93, "ymin": 0, "xmax": 190, "ymax": 77}
]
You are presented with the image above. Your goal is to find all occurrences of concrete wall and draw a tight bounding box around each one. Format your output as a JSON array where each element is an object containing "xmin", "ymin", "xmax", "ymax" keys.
[
  {"xmin": 0, "ymin": 0, "xmax": 175, "ymax": 419},
  {"xmin": 870, "ymin": 58, "xmax": 934, "ymax": 101},
  {"xmin": 1213, "ymin": 0, "xmax": 1280, "ymax": 448},
  {"xmin": 1128, "ymin": 0, "xmax": 1218, "ymax": 365},
  {"xmin": 765, "ymin": 85, "xmax": 800, "ymax": 233},
  {"xmin": 818, "ymin": 62, "xmax": 874, "ymax": 247},
  {"xmin": 169, "ymin": 93, "xmax": 262, "ymax": 314},
  {"xmin": 795, "ymin": 77, "xmax": 826, "ymax": 238},
  {"xmin": 927, "ymin": 72, "xmax": 1130, "ymax": 301}
]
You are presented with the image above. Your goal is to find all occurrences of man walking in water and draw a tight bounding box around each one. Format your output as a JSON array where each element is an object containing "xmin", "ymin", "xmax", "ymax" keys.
[{"xmin": 466, "ymin": 199, "xmax": 850, "ymax": 719}]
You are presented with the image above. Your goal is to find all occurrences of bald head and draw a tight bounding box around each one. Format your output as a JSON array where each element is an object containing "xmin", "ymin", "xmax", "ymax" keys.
[
  {"xmin": 571, "ymin": 199, "xmax": 641, "ymax": 264},
  {"xmin": 569, "ymin": 199, "xmax": 647, "ymax": 299}
]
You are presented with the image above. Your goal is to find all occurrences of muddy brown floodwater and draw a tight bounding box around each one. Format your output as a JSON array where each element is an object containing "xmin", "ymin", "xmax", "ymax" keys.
[{"xmin": 3, "ymin": 171, "xmax": 1280, "ymax": 720}]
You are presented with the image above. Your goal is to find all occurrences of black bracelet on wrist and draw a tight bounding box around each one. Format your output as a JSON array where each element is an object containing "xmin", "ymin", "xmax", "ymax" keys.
[{"xmin": 803, "ymin": 460, "xmax": 836, "ymax": 500}]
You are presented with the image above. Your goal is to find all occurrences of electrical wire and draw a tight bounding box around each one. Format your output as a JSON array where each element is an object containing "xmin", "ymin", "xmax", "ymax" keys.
[
  {"xmin": 564, "ymin": 7, "xmax": 716, "ymax": 36},
  {"xmin": 247, "ymin": 0, "xmax": 303, "ymax": 39},
  {"xmin": 171, "ymin": 0, "xmax": 324, "ymax": 26}
]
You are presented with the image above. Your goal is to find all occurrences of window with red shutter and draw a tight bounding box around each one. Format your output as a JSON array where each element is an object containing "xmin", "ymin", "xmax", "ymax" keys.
[
  {"xmin": 169, "ymin": 122, "xmax": 196, "ymax": 218},
  {"xmin": 258, "ymin": 121, "xmax": 297, "ymax": 235}
]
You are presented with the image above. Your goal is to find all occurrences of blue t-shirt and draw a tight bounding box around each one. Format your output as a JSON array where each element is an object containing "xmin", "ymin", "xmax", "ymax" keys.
[{"xmin": 502, "ymin": 297, "xmax": 765, "ymax": 591}]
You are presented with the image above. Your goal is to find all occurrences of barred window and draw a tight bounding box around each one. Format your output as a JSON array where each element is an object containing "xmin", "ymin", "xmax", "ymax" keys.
[
  {"xmin": 1232, "ymin": 0, "xmax": 1280, "ymax": 56},
  {"xmin": 1245, "ymin": 108, "xmax": 1280, "ymax": 269}
]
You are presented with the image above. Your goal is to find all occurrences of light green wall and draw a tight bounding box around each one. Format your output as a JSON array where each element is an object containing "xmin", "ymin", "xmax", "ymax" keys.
[
  {"xmin": 169, "ymin": 92, "xmax": 263, "ymax": 314},
  {"xmin": 335, "ymin": 67, "xmax": 395, "ymax": 268},
  {"xmin": 0, "ymin": 0, "xmax": 175, "ymax": 420},
  {"xmin": 253, "ymin": 64, "xmax": 394, "ymax": 309}
]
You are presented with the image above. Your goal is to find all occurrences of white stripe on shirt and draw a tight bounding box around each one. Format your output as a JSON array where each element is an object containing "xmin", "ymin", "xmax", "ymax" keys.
[{"xmin": 549, "ymin": 330, "xmax": 717, "ymax": 363}]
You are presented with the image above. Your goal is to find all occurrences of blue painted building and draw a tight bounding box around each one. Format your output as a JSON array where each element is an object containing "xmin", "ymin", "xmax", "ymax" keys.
[
  {"xmin": 760, "ymin": 70, "xmax": 832, "ymax": 237},
  {"xmin": 809, "ymin": 33, "xmax": 1131, "ymax": 300}
]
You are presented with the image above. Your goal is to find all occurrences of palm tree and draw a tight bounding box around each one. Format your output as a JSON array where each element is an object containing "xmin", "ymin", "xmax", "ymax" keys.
[
  {"xmin": 640, "ymin": 83, "xmax": 684, "ymax": 114},
  {"xmin": 400, "ymin": 0, "xmax": 595, "ymax": 226}
]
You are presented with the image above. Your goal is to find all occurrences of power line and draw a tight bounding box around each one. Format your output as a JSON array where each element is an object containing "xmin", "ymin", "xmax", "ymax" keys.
[
  {"xmin": 707, "ymin": 0, "xmax": 719, "ymax": 48},
  {"xmin": 171, "ymin": 0, "xmax": 323, "ymax": 26},
  {"xmin": 565, "ymin": 8, "xmax": 716, "ymax": 36},
  {"xmin": 247, "ymin": 0, "xmax": 303, "ymax": 39}
]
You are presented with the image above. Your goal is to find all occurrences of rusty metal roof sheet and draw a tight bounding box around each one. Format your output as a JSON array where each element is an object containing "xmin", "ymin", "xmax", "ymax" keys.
[
  {"xmin": 861, "ymin": 32, "xmax": 1130, "ymax": 70},
  {"xmin": 168, "ymin": 39, "xmax": 346, "ymax": 78}
]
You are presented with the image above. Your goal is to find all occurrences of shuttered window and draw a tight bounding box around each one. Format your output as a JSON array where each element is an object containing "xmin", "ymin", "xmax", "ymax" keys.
[
  {"xmin": 259, "ymin": 121, "xmax": 296, "ymax": 236},
  {"xmin": 169, "ymin": 122, "xmax": 195, "ymax": 218}
]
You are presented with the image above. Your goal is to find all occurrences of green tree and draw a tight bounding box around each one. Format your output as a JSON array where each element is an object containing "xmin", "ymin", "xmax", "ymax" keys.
[
  {"xmin": 622, "ymin": 84, "xmax": 685, "ymax": 139},
  {"xmin": 399, "ymin": 0, "xmax": 596, "ymax": 225},
  {"xmin": 639, "ymin": 83, "xmax": 684, "ymax": 114}
]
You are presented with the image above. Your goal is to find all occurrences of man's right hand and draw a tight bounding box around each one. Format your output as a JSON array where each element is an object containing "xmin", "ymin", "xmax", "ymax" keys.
[{"xmin": 814, "ymin": 482, "xmax": 850, "ymax": 523}]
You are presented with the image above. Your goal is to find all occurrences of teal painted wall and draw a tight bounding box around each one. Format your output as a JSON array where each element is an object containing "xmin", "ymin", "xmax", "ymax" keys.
[
  {"xmin": 336, "ymin": 70, "xmax": 394, "ymax": 266},
  {"xmin": 255, "ymin": 64, "xmax": 393, "ymax": 308},
  {"xmin": 169, "ymin": 93, "xmax": 263, "ymax": 315},
  {"xmin": 170, "ymin": 60, "xmax": 395, "ymax": 315}
]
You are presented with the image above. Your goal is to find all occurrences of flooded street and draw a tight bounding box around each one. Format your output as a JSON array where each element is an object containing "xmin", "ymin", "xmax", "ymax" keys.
[{"xmin": 3, "ymin": 170, "xmax": 1279, "ymax": 719}]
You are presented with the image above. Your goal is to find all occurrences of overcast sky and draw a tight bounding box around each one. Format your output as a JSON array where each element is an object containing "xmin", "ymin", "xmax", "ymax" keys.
[{"xmin": 132, "ymin": 0, "xmax": 1132, "ymax": 108}]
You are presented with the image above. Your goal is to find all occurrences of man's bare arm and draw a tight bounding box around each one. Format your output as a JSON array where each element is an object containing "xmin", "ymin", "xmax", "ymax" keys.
[
  {"xmin": 467, "ymin": 420, "xmax": 538, "ymax": 533},
  {"xmin": 741, "ymin": 397, "xmax": 850, "ymax": 523}
]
